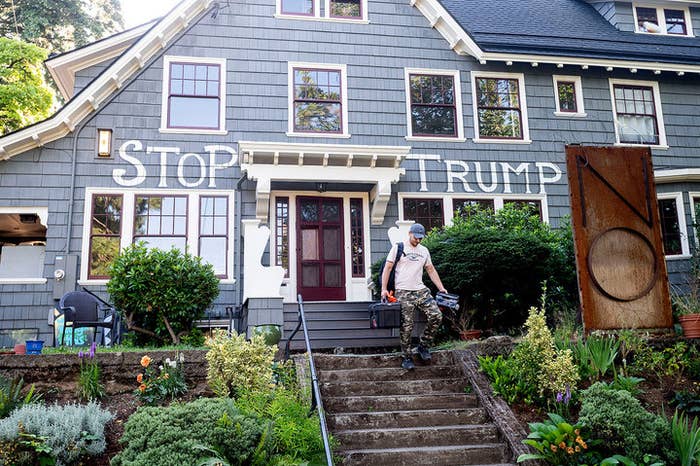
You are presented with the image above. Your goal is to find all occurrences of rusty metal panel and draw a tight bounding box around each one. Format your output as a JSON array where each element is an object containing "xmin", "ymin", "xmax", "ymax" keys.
[{"xmin": 565, "ymin": 145, "xmax": 673, "ymax": 331}]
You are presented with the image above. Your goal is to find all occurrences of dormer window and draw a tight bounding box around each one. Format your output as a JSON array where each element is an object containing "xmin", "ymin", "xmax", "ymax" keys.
[{"xmin": 634, "ymin": 5, "xmax": 692, "ymax": 36}]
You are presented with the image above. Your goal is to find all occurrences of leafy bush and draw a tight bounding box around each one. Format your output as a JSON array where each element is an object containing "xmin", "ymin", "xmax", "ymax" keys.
[
  {"xmin": 420, "ymin": 206, "xmax": 577, "ymax": 331},
  {"xmin": 518, "ymin": 413, "xmax": 592, "ymax": 465},
  {"xmin": 0, "ymin": 402, "xmax": 113, "ymax": 465},
  {"xmin": 579, "ymin": 383, "xmax": 675, "ymax": 463},
  {"xmin": 630, "ymin": 341, "xmax": 692, "ymax": 387},
  {"xmin": 134, "ymin": 354, "xmax": 187, "ymax": 406},
  {"xmin": 206, "ymin": 331, "xmax": 276, "ymax": 398},
  {"xmin": 235, "ymin": 388, "xmax": 328, "ymax": 464},
  {"xmin": 673, "ymin": 389, "xmax": 700, "ymax": 415},
  {"xmin": 0, "ymin": 375, "xmax": 41, "ymax": 419},
  {"xmin": 107, "ymin": 243, "xmax": 220, "ymax": 346},
  {"xmin": 111, "ymin": 398, "xmax": 263, "ymax": 466}
]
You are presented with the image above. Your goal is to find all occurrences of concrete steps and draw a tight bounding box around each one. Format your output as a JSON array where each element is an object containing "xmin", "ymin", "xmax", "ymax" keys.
[{"xmin": 315, "ymin": 351, "xmax": 514, "ymax": 466}]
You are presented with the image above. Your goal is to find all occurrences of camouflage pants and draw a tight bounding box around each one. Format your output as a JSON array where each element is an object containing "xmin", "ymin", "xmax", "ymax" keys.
[{"xmin": 396, "ymin": 288, "xmax": 442, "ymax": 358}]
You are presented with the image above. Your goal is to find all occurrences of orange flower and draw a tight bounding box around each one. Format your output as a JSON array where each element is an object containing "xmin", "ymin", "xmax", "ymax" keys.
[
  {"xmin": 550, "ymin": 445, "xmax": 557, "ymax": 452},
  {"xmin": 140, "ymin": 355, "xmax": 151, "ymax": 368},
  {"xmin": 164, "ymin": 373, "xmax": 170, "ymax": 379},
  {"xmin": 138, "ymin": 384, "xmax": 146, "ymax": 392},
  {"xmin": 136, "ymin": 373, "xmax": 143, "ymax": 383},
  {"xmin": 567, "ymin": 447, "xmax": 574, "ymax": 455},
  {"xmin": 575, "ymin": 446, "xmax": 581, "ymax": 453},
  {"xmin": 574, "ymin": 429, "xmax": 580, "ymax": 435},
  {"xmin": 559, "ymin": 441, "xmax": 566, "ymax": 449}
]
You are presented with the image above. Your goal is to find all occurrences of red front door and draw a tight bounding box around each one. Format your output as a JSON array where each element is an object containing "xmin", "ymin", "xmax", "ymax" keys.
[{"xmin": 297, "ymin": 196, "xmax": 346, "ymax": 301}]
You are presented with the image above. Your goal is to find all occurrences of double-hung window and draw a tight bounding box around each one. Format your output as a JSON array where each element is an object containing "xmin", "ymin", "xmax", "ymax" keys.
[
  {"xmin": 288, "ymin": 63, "xmax": 349, "ymax": 137},
  {"xmin": 609, "ymin": 79, "xmax": 667, "ymax": 147},
  {"xmin": 471, "ymin": 72, "xmax": 530, "ymax": 142},
  {"xmin": 553, "ymin": 75, "xmax": 586, "ymax": 117},
  {"xmin": 161, "ymin": 56, "xmax": 227, "ymax": 134},
  {"xmin": 634, "ymin": 5, "xmax": 692, "ymax": 36},
  {"xmin": 657, "ymin": 193, "xmax": 689, "ymax": 257},
  {"xmin": 82, "ymin": 189, "xmax": 235, "ymax": 282},
  {"xmin": 405, "ymin": 68, "xmax": 464, "ymax": 140}
]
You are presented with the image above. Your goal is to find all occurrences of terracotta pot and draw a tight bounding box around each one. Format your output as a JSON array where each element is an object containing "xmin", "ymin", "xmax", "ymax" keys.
[
  {"xmin": 679, "ymin": 314, "xmax": 700, "ymax": 339},
  {"xmin": 459, "ymin": 329, "xmax": 482, "ymax": 340},
  {"xmin": 13, "ymin": 344, "xmax": 25, "ymax": 355}
]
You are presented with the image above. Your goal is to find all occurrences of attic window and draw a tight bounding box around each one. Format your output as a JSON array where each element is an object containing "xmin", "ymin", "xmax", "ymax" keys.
[{"xmin": 634, "ymin": 5, "xmax": 692, "ymax": 36}]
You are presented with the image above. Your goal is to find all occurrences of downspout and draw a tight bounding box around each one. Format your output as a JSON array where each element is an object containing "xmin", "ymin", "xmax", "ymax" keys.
[
  {"xmin": 234, "ymin": 171, "xmax": 248, "ymax": 308},
  {"xmin": 65, "ymin": 120, "xmax": 90, "ymax": 254}
]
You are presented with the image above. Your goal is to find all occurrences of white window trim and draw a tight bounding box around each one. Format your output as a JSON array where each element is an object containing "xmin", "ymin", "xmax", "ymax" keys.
[
  {"xmin": 159, "ymin": 55, "xmax": 228, "ymax": 135},
  {"xmin": 609, "ymin": 78, "xmax": 668, "ymax": 149},
  {"xmin": 471, "ymin": 71, "xmax": 531, "ymax": 144},
  {"xmin": 552, "ymin": 75, "xmax": 587, "ymax": 117},
  {"xmin": 79, "ymin": 187, "xmax": 236, "ymax": 285},
  {"xmin": 398, "ymin": 192, "xmax": 549, "ymax": 227},
  {"xmin": 657, "ymin": 192, "xmax": 690, "ymax": 259},
  {"xmin": 323, "ymin": 0, "xmax": 368, "ymax": 21},
  {"xmin": 404, "ymin": 68, "xmax": 465, "ymax": 142},
  {"xmin": 275, "ymin": 0, "xmax": 320, "ymax": 18},
  {"xmin": 690, "ymin": 191, "xmax": 700, "ymax": 246},
  {"xmin": 287, "ymin": 62, "xmax": 350, "ymax": 138},
  {"xmin": 0, "ymin": 207, "xmax": 48, "ymax": 285},
  {"xmin": 270, "ymin": 191, "xmax": 372, "ymax": 303},
  {"xmin": 632, "ymin": 3, "xmax": 694, "ymax": 37}
]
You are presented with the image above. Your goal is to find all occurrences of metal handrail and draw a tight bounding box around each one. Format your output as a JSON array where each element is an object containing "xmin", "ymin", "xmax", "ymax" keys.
[{"xmin": 284, "ymin": 294, "xmax": 334, "ymax": 466}]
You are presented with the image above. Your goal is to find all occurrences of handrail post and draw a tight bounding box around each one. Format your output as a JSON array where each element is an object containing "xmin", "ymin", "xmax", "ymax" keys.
[{"xmin": 295, "ymin": 294, "xmax": 334, "ymax": 466}]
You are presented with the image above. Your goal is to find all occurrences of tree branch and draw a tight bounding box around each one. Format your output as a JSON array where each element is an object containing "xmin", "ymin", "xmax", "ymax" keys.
[{"xmin": 161, "ymin": 315, "xmax": 180, "ymax": 345}]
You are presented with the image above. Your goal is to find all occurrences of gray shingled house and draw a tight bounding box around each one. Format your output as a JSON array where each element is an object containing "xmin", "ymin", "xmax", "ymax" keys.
[{"xmin": 1, "ymin": 0, "xmax": 699, "ymax": 347}]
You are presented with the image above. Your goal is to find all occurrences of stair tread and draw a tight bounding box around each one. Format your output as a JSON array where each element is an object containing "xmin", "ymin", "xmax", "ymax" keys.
[
  {"xmin": 330, "ymin": 407, "xmax": 480, "ymax": 416},
  {"xmin": 339, "ymin": 443, "xmax": 506, "ymax": 454},
  {"xmin": 335, "ymin": 423, "xmax": 497, "ymax": 434}
]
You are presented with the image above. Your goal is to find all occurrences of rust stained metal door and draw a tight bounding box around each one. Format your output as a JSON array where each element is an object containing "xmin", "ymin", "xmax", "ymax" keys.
[{"xmin": 565, "ymin": 145, "xmax": 673, "ymax": 331}]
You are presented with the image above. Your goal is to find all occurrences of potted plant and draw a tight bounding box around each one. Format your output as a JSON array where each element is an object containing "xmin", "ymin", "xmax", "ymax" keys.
[
  {"xmin": 444, "ymin": 306, "xmax": 481, "ymax": 340},
  {"xmin": 673, "ymin": 292, "xmax": 700, "ymax": 339}
]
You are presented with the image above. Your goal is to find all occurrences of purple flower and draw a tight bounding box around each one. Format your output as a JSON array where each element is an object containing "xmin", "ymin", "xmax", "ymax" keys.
[
  {"xmin": 78, "ymin": 351, "xmax": 84, "ymax": 359},
  {"xmin": 564, "ymin": 385, "xmax": 571, "ymax": 404},
  {"xmin": 556, "ymin": 392, "xmax": 564, "ymax": 403},
  {"xmin": 89, "ymin": 341, "xmax": 96, "ymax": 359}
]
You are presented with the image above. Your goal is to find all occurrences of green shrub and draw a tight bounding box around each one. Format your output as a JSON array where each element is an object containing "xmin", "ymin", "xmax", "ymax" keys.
[
  {"xmin": 107, "ymin": 243, "xmax": 220, "ymax": 346},
  {"xmin": 112, "ymin": 398, "xmax": 263, "ymax": 466},
  {"xmin": 206, "ymin": 331, "xmax": 276, "ymax": 398},
  {"xmin": 235, "ymin": 388, "xmax": 328, "ymax": 464},
  {"xmin": 518, "ymin": 413, "xmax": 592, "ymax": 465},
  {"xmin": 420, "ymin": 205, "xmax": 578, "ymax": 331},
  {"xmin": 630, "ymin": 341, "xmax": 692, "ymax": 386},
  {"xmin": 0, "ymin": 402, "xmax": 113, "ymax": 465},
  {"xmin": 0, "ymin": 375, "xmax": 41, "ymax": 419},
  {"xmin": 579, "ymin": 383, "xmax": 675, "ymax": 463},
  {"xmin": 671, "ymin": 410, "xmax": 700, "ymax": 466}
]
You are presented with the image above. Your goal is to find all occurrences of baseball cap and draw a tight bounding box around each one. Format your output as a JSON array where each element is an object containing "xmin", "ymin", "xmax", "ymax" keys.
[{"xmin": 409, "ymin": 223, "xmax": 426, "ymax": 238}]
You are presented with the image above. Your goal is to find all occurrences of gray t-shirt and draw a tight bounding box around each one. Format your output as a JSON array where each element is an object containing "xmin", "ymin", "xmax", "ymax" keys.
[{"xmin": 387, "ymin": 241, "xmax": 433, "ymax": 291}]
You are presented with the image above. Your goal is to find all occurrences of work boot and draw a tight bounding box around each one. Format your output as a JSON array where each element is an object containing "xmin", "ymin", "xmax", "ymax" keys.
[
  {"xmin": 416, "ymin": 344, "xmax": 432, "ymax": 362},
  {"xmin": 401, "ymin": 356, "xmax": 415, "ymax": 370}
]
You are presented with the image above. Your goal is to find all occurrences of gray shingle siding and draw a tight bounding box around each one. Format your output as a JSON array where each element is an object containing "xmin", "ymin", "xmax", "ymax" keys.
[{"xmin": 1, "ymin": 0, "xmax": 699, "ymax": 339}]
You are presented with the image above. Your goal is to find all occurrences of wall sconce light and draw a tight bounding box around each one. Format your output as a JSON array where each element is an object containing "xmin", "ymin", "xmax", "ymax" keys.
[
  {"xmin": 97, "ymin": 129, "xmax": 112, "ymax": 158},
  {"xmin": 316, "ymin": 182, "xmax": 327, "ymax": 193}
]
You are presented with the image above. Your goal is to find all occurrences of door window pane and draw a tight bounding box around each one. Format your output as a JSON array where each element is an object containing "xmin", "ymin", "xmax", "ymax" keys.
[
  {"xmin": 302, "ymin": 264, "xmax": 320, "ymax": 287},
  {"xmin": 323, "ymin": 228, "xmax": 341, "ymax": 260},
  {"xmin": 324, "ymin": 264, "xmax": 342, "ymax": 287},
  {"xmin": 350, "ymin": 198, "xmax": 365, "ymax": 277},
  {"xmin": 301, "ymin": 229, "xmax": 319, "ymax": 260}
]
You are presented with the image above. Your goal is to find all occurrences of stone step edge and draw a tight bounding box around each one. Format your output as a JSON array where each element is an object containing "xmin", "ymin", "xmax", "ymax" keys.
[
  {"xmin": 334, "ymin": 423, "xmax": 497, "ymax": 436},
  {"xmin": 338, "ymin": 442, "xmax": 507, "ymax": 455},
  {"xmin": 329, "ymin": 407, "xmax": 481, "ymax": 417},
  {"xmin": 325, "ymin": 393, "xmax": 476, "ymax": 402},
  {"xmin": 322, "ymin": 377, "xmax": 467, "ymax": 385}
]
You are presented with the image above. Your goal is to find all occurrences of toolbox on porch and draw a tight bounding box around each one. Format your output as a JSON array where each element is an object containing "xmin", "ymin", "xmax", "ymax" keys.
[{"xmin": 368, "ymin": 302, "xmax": 402, "ymax": 329}]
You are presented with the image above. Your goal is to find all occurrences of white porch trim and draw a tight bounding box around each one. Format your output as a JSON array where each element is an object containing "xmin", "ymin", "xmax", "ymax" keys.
[{"xmin": 238, "ymin": 141, "xmax": 409, "ymax": 225}]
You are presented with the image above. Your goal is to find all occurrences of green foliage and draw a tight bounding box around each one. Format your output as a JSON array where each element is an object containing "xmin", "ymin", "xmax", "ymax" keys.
[
  {"xmin": 585, "ymin": 335, "xmax": 620, "ymax": 381},
  {"xmin": 579, "ymin": 383, "xmax": 675, "ymax": 463},
  {"xmin": 134, "ymin": 353, "xmax": 188, "ymax": 406},
  {"xmin": 0, "ymin": 375, "xmax": 41, "ymax": 419},
  {"xmin": 671, "ymin": 410, "xmax": 700, "ymax": 466},
  {"xmin": 77, "ymin": 342, "xmax": 104, "ymax": 401},
  {"xmin": 206, "ymin": 331, "xmax": 276, "ymax": 398},
  {"xmin": 673, "ymin": 389, "xmax": 700, "ymax": 415},
  {"xmin": 0, "ymin": 428, "xmax": 55, "ymax": 466},
  {"xmin": 630, "ymin": 341, "xmax": 692, "ymax": 386},
  {"xmin": 112, "ymin": 398, "xmax": 263, "ymax": 466},
  {"xmin": 107, "ymin": 243, "xmax": 220, "ymax": 346},
  {"xmin": 235, "ymin": 388, "xmax": 329, "ymax": 464},
  {"xmin": 0, "ymin": 401, "xmax": 113, "ymax": 465},
  {"xmin": 421, "ymin": 206, "xmax": 578, "ymax": 331},
  {"xmin": 479, "ymin": 355, "xmax": 531, "ymax": 404},
  {"xmin": 0, "ymin": 38, "xmax": 52, "ymax": 135},
  {"xmin": 517, "ymin": 413, "xmax": 592, "ymax": 465},
  {"xmin": 0, "ymin": 0, "xmax": 123, "ymax": 53},
  {"xmin": 603, "ymin": 372, "xmax": 645, "ymax": 398}
]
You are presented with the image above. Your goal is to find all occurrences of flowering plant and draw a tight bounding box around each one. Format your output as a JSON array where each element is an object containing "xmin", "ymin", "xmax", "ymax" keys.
[
  {"xmin": 134, "ymin": 353, "xmax": 187, "ymax": 406},
  {"xmin": 78, "ymin": 342, "xmax": 104, "ymax": 401},
  {"xmin": 551, "ymin": 385, "xmax": 573, "ymax": 419},
  {"xmin": 518, "ymin": 413, "xmax": 590, "ymax": 465}
]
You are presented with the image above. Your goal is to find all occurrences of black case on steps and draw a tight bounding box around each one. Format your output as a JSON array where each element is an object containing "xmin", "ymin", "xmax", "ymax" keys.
[{"xmin": 368, "ymin": 302, "xmax": 402, "ymax": 329}]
